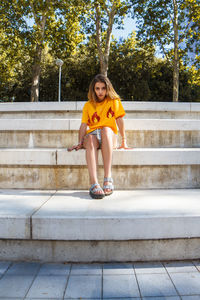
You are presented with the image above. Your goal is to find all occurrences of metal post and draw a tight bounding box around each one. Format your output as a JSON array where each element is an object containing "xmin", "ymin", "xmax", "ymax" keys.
[
  {"xmin": 55, "ymin": 59, "xmax": 64, "ymax": 102},
  {"xmin": 58, "ymin": 65, "xmax": 61, "ymax": 102}
]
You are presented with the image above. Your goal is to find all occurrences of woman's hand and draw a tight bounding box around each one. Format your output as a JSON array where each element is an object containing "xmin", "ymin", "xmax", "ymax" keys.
[
  {"xmin": 67, "ymin": 143, "xmax": 83, "ymax": 152},
  {"xmin": 68, "ymin": 123, "xmax": 87, "ymax": 151},
  {"xmin": 118, "ymin": 138, "xmax": 131, "ymax": 149}
]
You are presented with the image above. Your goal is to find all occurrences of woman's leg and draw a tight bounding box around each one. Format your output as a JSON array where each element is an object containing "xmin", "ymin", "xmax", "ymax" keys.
[
  {"xmin": 101, "ymin": 127, "xmax": 116, "ymax": 194},
  {"xmin": 83, "ymin": 134, "xmax": 103, "ymax": 195}
]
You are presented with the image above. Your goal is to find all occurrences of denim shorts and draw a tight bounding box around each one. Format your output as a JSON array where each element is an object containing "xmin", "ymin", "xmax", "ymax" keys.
[{"xmin": 87, "ymin": 129, "xmax": 102, "ymax": 148}]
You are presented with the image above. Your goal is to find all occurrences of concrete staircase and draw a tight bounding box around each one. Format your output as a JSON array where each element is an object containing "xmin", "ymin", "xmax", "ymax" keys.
[{"xmin": 0, "ymin": 101, "xmax": 200, "ymax": 262}]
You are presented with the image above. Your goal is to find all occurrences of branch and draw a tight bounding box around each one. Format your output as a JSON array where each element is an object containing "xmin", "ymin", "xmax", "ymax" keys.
[
  {"xmin": 104, "ymin": 2, "xmax": 116, "ymax": 57},
  {"xmin": 40, "ymin": 15, "xmax": 47, "ymax": 39},
  {"xmin": 179, "ymin": 19, "xmax": 191, "ymax": 44},
  {"xmin": 95, "ymin": 3, "xmax": 104, "ymax": 63},
  {"xmin": 158, "ymin": 37, "xmax": 172, "ymax": 63},
  {"xmin": 165, "ymin": 5, "xmax": 174, "ymax": 24},
  {"xmin": 30, "ymin": 1, "xmax": 38, "ymax": 25}
]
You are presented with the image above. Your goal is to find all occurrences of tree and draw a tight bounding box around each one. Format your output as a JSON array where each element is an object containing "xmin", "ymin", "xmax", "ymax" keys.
[
  {"xmin": 181, "ymin": 0, "xmax": 200, "ymax": 69},
  {"xmin": 0, "ymin": 0, "xmax": 85, "ymax": 102},
  {"xmin": 82, "ymin": 0, "xmax": 132, "ymax": 76},
  {"xmin": 130, "ymin": 0, "xmax": 200, "ymax": 102}
]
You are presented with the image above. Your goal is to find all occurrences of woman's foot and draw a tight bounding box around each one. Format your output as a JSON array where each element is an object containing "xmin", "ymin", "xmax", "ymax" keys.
[
  {"xmin": 89, "ymin": 183, "xmax": 105, "ymax": 199},
  {"xmin": 103, "ymin": 177, "xmax": 114, "ymax": 196}
]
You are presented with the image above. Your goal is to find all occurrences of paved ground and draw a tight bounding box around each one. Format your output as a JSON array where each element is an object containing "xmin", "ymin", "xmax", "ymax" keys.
[{"xmin": 1, "ymin": 260, "xmax": 200, "ymax": 299}]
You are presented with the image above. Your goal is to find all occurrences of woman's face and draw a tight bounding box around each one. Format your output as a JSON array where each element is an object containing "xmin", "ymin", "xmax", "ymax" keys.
[{"xmin": 94, "ymin": 82, "xmax": 107, "ymax": 101}]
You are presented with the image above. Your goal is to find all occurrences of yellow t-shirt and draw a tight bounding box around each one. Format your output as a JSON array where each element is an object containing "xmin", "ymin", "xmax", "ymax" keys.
[{"xmin": 81, "ymin": 97, "xmax": 125, "ymax": 134}]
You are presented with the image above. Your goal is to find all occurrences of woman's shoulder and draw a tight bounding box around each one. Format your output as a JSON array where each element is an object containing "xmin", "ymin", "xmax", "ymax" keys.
[
  {"xmin": 83, "ymin": 100, "xmax": 90, "ymax": 107},
  {"xmin": 83, "ymin": 100, "xmax": 95, "ymax": 110},
  {"xmin": 107, "ymin": 97, "xmax": 121, "ymax": 103}
]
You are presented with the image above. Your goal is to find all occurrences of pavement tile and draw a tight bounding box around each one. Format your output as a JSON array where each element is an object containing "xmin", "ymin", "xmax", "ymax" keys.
[
  {"xmin": 0, "ymin": 275, "xmax": 35, "ymax": 298},
  {"xmin": 142, "ymin": 297, "xmax": 181, "ymax": 299},
  {"xmin": 104, "ymin": 298, "xmax": 140, "ymax": 300},
  {"xmin": 70, "ymin": 263, "xmax": 102, "ymax": 275},
  {"xmin": 0, "ymin": 261, "xmax": 11, "ymax": 275},
  {"xmin": 0, "ymin": 299, "xmax": 23, "ymax": 300},
  {"xmin": 182, "ymin": 296, "xmax": 200, "ymax": 299},
  {"xmin": 134, "ymin": 262, "xmax": 166, "ymax": 274},
  {"xmin": 64, "ymin": 275, "xmax": 101, "ymax": 299},
  {"xmin": 6, "ymin": 262, "xmax": 41, "ymax": 275},
  {"xmin": 26, "ymin": 275, "xmax": 67, "ymax": 298},
  {"xmin": 103, "ymin": 263, "xmax": 134, "ymax": 274},
  {"xmin": 164, "ymin": 261, "xmax": 198, "ymax": 273},
  {"xmin": 38, "ymin": 263, "xmax": 71, "ymax": 276},
  {"xmin": 103, "ymin": 274, "xmax": 140, "ymax": 298},
  {"xmin": 137, "ymin": 273, "xmax": 178, "ymax": 297},
  {"xmin": 170, "ymin": 272, "xmax": 200, "ymax": 295}
]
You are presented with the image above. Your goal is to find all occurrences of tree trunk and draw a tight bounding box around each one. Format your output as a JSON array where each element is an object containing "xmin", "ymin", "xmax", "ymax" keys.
[
  {"xmin": 30, "ymin": 6, "xmax": 46, "ymax": 102},
  {"xmin": 173, "ymin": 0, "xmax": 179, "ymax": 102},
  {"xmin": 101, "ymin": 56, "xmax": 109, "ymax": 77},
  {"xmin": 95, "ymin": 3, "xmax": 106, "ymax": 75},
  {"xmin": 95, "ymin": 2, "xmax": 115, "ymax": 77},
  {"xmin": 30, "ymin": 45, "xmax": 42, "ymax": 102}
]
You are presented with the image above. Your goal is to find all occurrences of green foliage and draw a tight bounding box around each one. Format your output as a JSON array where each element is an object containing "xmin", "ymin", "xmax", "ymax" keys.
[
  {"xmin": 130, "ymin": 0, "xmax": 200, "ymax": 68},
  {"xmin": 0, "ymin": 0, "xmax": 86, "ymax": 101},
  {"xmin": 1, "ymin": 33, "xmax": 198, "ymax": 102},
  {"xmin": 0, "ymin": 0, "xmax": 199, "ymax": 102},
  {"xmin": 180, "ymin": 0, "xmax": 200, "ymax": 68}
]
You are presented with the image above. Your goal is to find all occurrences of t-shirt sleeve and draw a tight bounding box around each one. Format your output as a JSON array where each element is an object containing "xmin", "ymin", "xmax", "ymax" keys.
[
  {"xmin": 81, "ymin": 102, "xmax": 89, "ymax": 124},
  {"xmin": 114, "ymin": 99, "xmax": 126, "ymax": 119}
]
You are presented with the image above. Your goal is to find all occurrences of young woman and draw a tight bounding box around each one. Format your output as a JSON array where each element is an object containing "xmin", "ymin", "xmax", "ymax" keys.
[{"xmin": 68, "ymin": 74, "xmax": 128, "ymax": 199}]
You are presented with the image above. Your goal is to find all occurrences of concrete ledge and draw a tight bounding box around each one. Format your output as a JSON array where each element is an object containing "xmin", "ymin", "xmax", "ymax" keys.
[
  {"xmin": 0, "ymin": 102, "xmax": 77, "ymax": 111},
  {"xmin": 191, "ymin": 103, "xmax": 200, "ymax": 112},
  {"xmin": 1, "ymin": 129, "xmax": 200, "ymax": 148},
  {"xmin": 0, "ymin": 165, "xmax": 199, "ymax": 189},
  {"xmin": 0, "ymin": 189, "xmax": 200, "ymax": 242},
  {"xmin": 124, "ymin": 119, "xmax": 200, "ymax": 131},
  {"xmin": 31, "ymin": 189, "xmax": 200, "ymax": 241},
  {"xmin": 0, "ymin": 149, "xmax": 56, "ymax": 165},
  {"xmin": 0, "ymin": 119, "xmax": 70, "ymax": 130},
  {"xmin": 0, "ymin": 238, "xmax": 200, "ymax": 262},
  {"xmin": 0, "ymin": 190, "xmax": 55, "ymax": 239},
  {"xmin": 0, "ymin": 148, "xmax": 200, "ymax": 166},
  {"xmin": 1, "ymin": 101, "xmax": 200, "ymax": 112},
  {"xmin": 1, "ymin": 118, "xmax": 200, "ymax": 131},
  {"xmin": 58, "ymin": 148, "xmax": 200, "ymax": 166},
  {"xmin": 0, "ymin": 216, "xmax": 30, "ymax": 239}
]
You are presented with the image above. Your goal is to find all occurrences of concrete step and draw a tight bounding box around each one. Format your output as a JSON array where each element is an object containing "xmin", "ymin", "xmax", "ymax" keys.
[
  {"xmin": 1, "ymin": 148, "xmax": 200, "ymax": 165},
  {"xmin": 0, "ymin": 118, "xmax": 200, "ymax": 148},
  {"xmin": 0, "ymin": 188, "xmax": 200, "ymax": 262},
  {"xmin": 1, "ymin": 101, "xmax": 200, "ymax": 119},
  {"xmin": 0, "ymin": 148, "xmax": 199, "ymax": 189}
]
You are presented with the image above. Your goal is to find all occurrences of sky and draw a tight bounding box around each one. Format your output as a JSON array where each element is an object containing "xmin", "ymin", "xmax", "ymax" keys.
[
  {"xmin": 26, "ymin": 15, "xmax": 137, "ymax": 41},
  {"xmin": 26, "ymin": 15, "xmax": 163, "ymax": 58},
  {"xmin": 112, "ymin": 17, "xmax": 163, "ymax": 58},
  {"xmin": 26, "ymin": 15, "xmax": 162, "ymax": 58},
  {"xmin": 27, "ymin": 15, "xmax": 137, "ymax": 40},
  {"xmin": 112, "ymin": 17, "xmax": 137, "ymax": 40}
]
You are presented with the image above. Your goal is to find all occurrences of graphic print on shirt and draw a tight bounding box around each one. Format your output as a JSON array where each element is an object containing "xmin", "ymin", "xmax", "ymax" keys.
[
  {"xmin": 92, "ymin": 112, "xmax": 100, "ymax": 123},
  {"xmin": 107, "ymin": 107, "xmax": 115, "ymax": 119}
]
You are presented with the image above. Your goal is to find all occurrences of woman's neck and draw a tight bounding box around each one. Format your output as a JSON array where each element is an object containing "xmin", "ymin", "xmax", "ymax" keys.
[{"xmin": 96, "ymin": 97, "xmax": 106, "ymax": 103}]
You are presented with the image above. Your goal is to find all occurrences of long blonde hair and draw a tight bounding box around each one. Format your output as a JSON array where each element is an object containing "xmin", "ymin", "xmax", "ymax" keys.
[{"xmin": 88, "ymin": 74, "xmax": 120, "ymax": 103}]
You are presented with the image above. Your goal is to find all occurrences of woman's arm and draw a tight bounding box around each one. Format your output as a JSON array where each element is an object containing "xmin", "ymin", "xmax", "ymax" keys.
[
  {"xmin": 67, "ymin": 122, "xmax": 87, "ymax": 151},
  {"xmin": 116, "ymin": 117, "xmax": 128, "ymax": 149}
]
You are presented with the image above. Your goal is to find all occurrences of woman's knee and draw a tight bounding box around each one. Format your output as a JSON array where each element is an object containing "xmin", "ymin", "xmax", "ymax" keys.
[
  {"xmin": 101, "ymin": 127, "xmax": 116, "ymax": 148},
  {"xmin": 83, "ymin": 135, "xmax": 98, "ymax": 149},
  {"xmin": 101, "ymin": 127, "xmax": 113, "ymax": 137}
]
